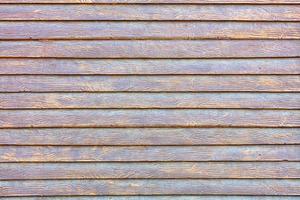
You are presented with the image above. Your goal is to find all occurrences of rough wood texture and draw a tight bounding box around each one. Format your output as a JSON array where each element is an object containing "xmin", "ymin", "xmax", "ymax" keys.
[
  {"xmin": 1, "ymin": 128, "xmax": 299, "ymax": 145},
  {"xmin": 0, "ymin": 110, "xmax": 299, "ymax": 128},
  {"xmin": 1, "ymin": 22, "xmax": 300, "ymax": 39},
  {"xmin": 1, "ymin": 162, "xmax": 299, "ymax": 180},
  {"xmin": 1, "ymin": 75, "xmax": 299, "ymax": 92},
  {"xmin": 0, "ymin": 40, "xmax": 299, "ymax": 58},
  {"xmin": 0, "ymin": 145, "xmax": 299, "ymax": 162},
  {"xmin": 1, "ymin": 0, "xmax": 299, "ymax": 198},
  {"xmin": 1, "ymin": 180, "xmax": 299, "ymax": 196},
  {"xmin": 1, "ymin": 59, "xmax": 299, "ymax": 75},
  {"xmin": 2, "ymin": 0, "xmax": 300, "ymax": 3},
  {"xmin": 3, "ymin": 197, "xmax": 300, "ymax": 200},
  {"xmin": 0, "ymin": 5, "xmax": 300, "ymax": 21},
  {"xmin": 1, "ymin": 93, "xmax": 299, "ymax": 109}
]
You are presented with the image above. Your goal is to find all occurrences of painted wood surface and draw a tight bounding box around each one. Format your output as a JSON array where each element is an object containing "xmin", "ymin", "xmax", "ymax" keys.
[
  {"xmin": 2, "ymin": 197, "xmax": 300, "ymax": 200},
  {"xmin": 0, "ymin": 5, "xmax": 300, "ymax": 21},
  {"xmin": 1, "ymin": 22, "xmax": 300, "ymax": 39},
  {"xmin": 3, "ymin": 197, "xmax": 300, "ymax": 200},
  {"xmin": 1, "ymin": 180, "xmax": 299, "ymax": 196},
  {"xmin": 0, "ymin": 40, "xmax": 299, "ymax": 58},
  {"xmin": 1, "ymin": 110, "xmax": 299, "ymax": 128},
  {"xmin": 1, "ymin": 93, "xmax": 299, "ymax": 109},
  {"xmin": 0, "ymin": 59, "xmax": 299, "ymax": 75},
  {"xmin": 1, "ymin": 0, "xmax": 299, "ymax": 198},
  {"xmin": 1, "ymin": 128, "xmax": 299, "ymax": 145},
  {"xmin": 0, "ymin": 145, "xmax": 299, "ymax": 162},
  {"xmin": 2, "ymin": 0, "xmax": 300, "ymax": 3},
  {"xmin": 1, "ymin": 162, "xmax": 299, "ymax": 179},
  {"xmin": 1, "ymin": 75, "xmax": 299, "ymax": 92}
]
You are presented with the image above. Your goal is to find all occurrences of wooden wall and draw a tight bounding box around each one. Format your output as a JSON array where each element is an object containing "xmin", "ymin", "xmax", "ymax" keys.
[{"xmin": 0, "ymin": 0, "xmax": 299, "ymax": 199}]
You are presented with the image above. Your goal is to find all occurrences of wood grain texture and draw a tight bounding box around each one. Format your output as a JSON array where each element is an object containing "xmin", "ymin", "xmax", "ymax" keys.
[
  {"xmin": 1, "ymin": 75, "xmax": 299, "ymax": 92},
  {"xmin": 1, "ymin": 128, "xmax": 299, "ymax": 145},
  {"xmin": 1, "ymin": 58, "xmax": 299, "ymax": 75},
  {"xmin": 2, "ymin": 197, "xmax": 300, "ymax": 200},
  {"xmin": 1, "ymin": 22, "xmax": 300, "ymax": 39},
  {"xmin": 1, "ymin": 93, "xmax": 299, "ymax": 109},
  {"xmin": 0, "ymin": 5, "xmax": 300, "ymax": 21},
  {"xmin": 0, "ymin": 110, "xmax": 299, "ymax": 128},
  {"xmin": 1, "ymin": 162, "xmax": 299, "ymax": 180},
  {"xmin": 1, "ymin": 179, "xmax": 299, "ymax": 196},
  {"xmin": 1, "ymin": 1, "xmax": 299, "ymax": 198},
  {"xmin": 2, "ymin": 0, "xmax": 300, "ymax": 4},
  {"xmin": 0, "ymin": 145, "xmax": 299, "ymax": 162},
  {"xmin": 1, "ymin": 41, "xmax": 299, "ymax": 58},
  {"xmin": 0, "ymin": 128, "xmax": 300, "ymax": 145}
]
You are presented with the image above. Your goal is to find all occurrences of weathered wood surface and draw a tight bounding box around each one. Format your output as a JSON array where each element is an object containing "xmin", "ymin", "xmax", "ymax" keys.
[
  {"xmin": 1, "ymin": 93, "xmax": 299, "ymax": 109},
  {"xmin": 1, "ymin": 22, "xmax": 300, "ymax": 39},
  {"xmin": 0, "ymin": 145, "xmax": 299, "ymax": 162},
  {"xmin": 0, "ymin": 5, "xmax": 300, "ymax": 21},
  {"xmin": 1, "ymin": 0, "xmax": 299, "ymax": 198},
  {"xmin": 1, "ymin": 110, "xmax": 299, "ymax": 128},
  {"xmin": 1, "ymin": 59, "xmax": 299, "ymax": 75},
  {"xmin": 0, "ymin": 41, "xmax": 299, "ymax": 58},
  {"xmin": 0, "ymin": 128, "xmax": 299, "ymax": 145},
  {"xmin": 1, "ymin": 179, "xmax": 299, "ymax": 196},
  {"xmin": 2, "ymin": 0, "xmax": 300, "ymax": 3},
  {"xmin": 3, "ymin": 197, "xmax": 300, "ymax": 200},
  {"xmin": 1, "ymin": 75, "xmax": 299, "ymax": 92},
  {"xmin": 1, "ymin": 162, "xmax": 299, "ymax": 180}
]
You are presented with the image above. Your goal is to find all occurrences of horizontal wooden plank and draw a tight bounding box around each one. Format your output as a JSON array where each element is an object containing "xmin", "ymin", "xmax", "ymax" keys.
[
  {"xmin": 1, "ymin": 22, "xmax": 300, "ymax": 39},
  {"xmin": 0, "ymin": 128, "xmax": 299, "ymax": 145},
  {"xmin": 2, "ymin": 0, "xmax": 300, "ymax": 4},
  {"xmin": 1, "ymin": 179, "xmax": 299, "ymax": 196},
  {"xmin": 0, "ymin": 5, "xmax": 299, "ymax": 21},
  {"xmin": 0, "ymin": 110, "xmax": 299, "ymax": 128},
  {"xmin": 1, "ymin": 41, "xmax": 299, "ymax": 58},
  {"xmin": 0, "ymin": 145, "xmax": 299, "ymax": 162},
  {"xmin": 1, "ymin": 162, "xmax": 299, "ymax": 180},
  {"xmin": 0, "ymin": 196, "xmax": 280, "ymax": 199},
  {"xmin": 1, "ymin": 93, "xmax": 299, "ymax": 109},
  {"xmin": 1, "ymin": 58, "xmax": 299, "ymax": 75},
  {"xmin": 1, "ymin": 75, "xmax": 299, "ymax": 92}
]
